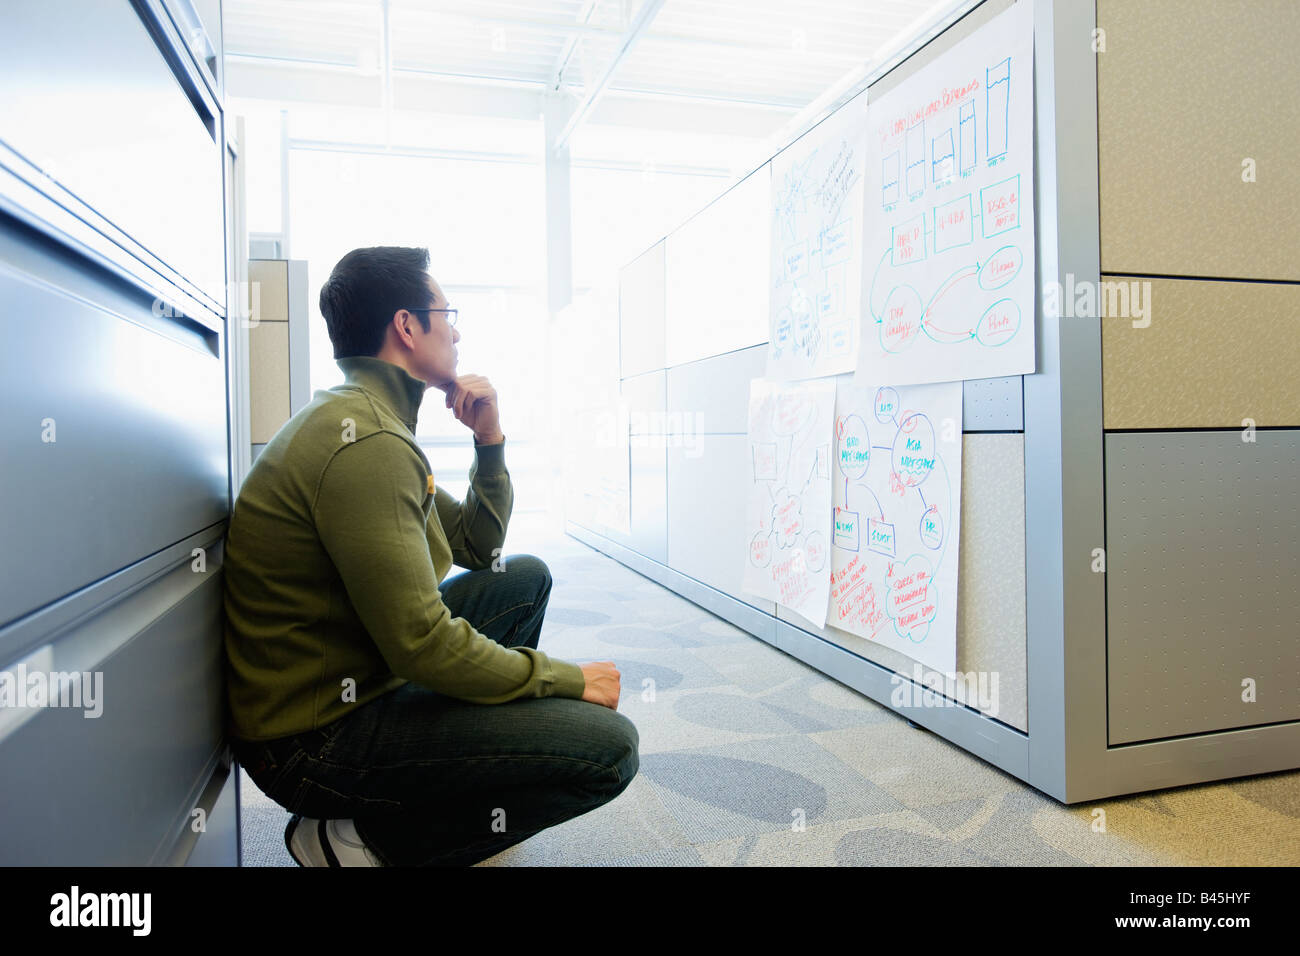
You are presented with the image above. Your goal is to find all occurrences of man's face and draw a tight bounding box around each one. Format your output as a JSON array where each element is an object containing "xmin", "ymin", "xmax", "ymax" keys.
[{"xmin": 410, "ymin": 275, "xmax": 459, "ymax": 387}]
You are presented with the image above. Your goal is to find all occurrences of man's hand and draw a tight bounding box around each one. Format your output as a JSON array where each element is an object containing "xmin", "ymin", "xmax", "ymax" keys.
[
  {"xmin": 579, "ymin": 661, "xmax": 622, "ymax": 710},
  {"xmin": 441, "ymin": 374, "xmax": 503, "ymax": 443}
]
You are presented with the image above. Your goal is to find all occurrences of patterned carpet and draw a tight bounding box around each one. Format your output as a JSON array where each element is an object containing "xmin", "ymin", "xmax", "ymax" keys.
[{"xmin": 238, "ymin": 511, "xmax": 1300, "ymax": 867}]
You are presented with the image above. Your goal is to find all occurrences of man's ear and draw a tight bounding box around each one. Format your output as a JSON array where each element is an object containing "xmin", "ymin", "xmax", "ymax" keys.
[{"xmin": 392, "ymin": 311, "xmax": 414, "ymax": 346}]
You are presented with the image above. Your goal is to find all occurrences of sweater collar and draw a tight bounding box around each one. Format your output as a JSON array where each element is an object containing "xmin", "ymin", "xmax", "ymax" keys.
[{"xmin": 336, "ymin": 356, "xmax": 427, "ymax": 431}]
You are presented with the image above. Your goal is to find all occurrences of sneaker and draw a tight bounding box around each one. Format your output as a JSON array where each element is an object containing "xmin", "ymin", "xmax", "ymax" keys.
[{"xmin": 285, "ymin": 814, "xmax": 385, "ymax": 866}]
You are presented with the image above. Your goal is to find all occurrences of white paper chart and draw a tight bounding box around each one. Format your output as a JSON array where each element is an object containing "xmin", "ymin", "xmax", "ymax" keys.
[
  {"xmin": 742, "ymin": 377, "xmax": 836, "ymax": 629},
  {"xmin": 856, "ymin": 0, "xmax": 1035, "ymax": 387},
  {"xmin": 828, "ymin": 379, "xmax": 963, "ymax": 673},
  {"xmin": 768, "ymin": 94, "xmax": 868, "ymax": 382}
]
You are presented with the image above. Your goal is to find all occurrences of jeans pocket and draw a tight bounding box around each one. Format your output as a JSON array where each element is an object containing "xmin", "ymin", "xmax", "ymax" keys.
[
  {"xmin": 314, "ymin": 718, "xmax": 351, "ymax": 762},
  {"xmin": 257, "ymin": 748, "xmax": 307, "ymax": 808}
]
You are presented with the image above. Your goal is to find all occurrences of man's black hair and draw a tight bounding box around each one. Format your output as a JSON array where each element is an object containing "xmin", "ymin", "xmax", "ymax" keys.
[{"xmin": 319, "ymin": 246, "xmax": 434, "ymax": 359}]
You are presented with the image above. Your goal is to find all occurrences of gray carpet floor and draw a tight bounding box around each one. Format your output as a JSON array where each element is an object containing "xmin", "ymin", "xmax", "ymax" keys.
[{"xmin": 238, "ymin": 511, "xmax": 1300, "ymax": 867}]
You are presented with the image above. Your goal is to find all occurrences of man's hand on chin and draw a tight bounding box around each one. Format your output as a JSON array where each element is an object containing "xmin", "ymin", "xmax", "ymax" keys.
[{"xmin": 440, "ymin": 374, "xmax": 504, "ymax": 445}]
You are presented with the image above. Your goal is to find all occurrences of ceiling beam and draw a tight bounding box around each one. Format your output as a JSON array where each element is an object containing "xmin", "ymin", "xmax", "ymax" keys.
[
  {"xmin": 552, "ymin": 0, "xmax": 665, "ymax": 151},
  {"xmin": 378, "ymin": 6, "xmax": 872, "ymax": 61},
  {"xmin": 380, "ymin": 0, "xmax": 392, "ymax": 146},
  {"xmin": 549, "ymin": 0, "xmax": 601, "ymax": 92},
  {"xmin": 225, "ymin": 59, "xmax": 792, "ymax": 138},
  {"xmin": 225, "ymin": 52, "xmax": 806, "ymax": 108}
]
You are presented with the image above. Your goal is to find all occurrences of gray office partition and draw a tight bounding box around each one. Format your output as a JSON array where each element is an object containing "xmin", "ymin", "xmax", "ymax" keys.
[
  {"xmin": 601, "ymin": 370, "xmax": 670, "ymax": 565},
  {"xmin": 963, "ymin": 376, "xmax": 1023, "ymax": 431},
  {"xmin": 572, "ymin": 0, "xmax": 1299, "ymax": 803},
  {"xmin": 1103, "ymin": 432, "xmax": 1300, "ymax": 745},
  {"xmin": 1029, "ymin": 0, "xmax": 1300, "ymax": 801}
]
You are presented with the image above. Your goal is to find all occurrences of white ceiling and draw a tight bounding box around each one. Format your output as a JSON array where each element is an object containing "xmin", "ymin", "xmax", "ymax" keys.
[{"xmin": 223, "ymin": 0, "xmax": 947, "ymax": 137}]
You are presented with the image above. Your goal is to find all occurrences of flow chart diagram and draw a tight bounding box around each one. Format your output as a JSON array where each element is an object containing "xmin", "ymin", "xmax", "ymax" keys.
[
  {"xmin": 828, "ymin": 379, "xmax": 963, "ymax": 672},
  {"xmin": 769, "ymin": 95, "xmax": 868, "ymax": 382},
  {"xmin": 856, "ymin": 0, "xmax": 1035, "ymax": 387},
  {"xmin": 743, "ymin": 376, "xmax": 836, "ymax": 629}
]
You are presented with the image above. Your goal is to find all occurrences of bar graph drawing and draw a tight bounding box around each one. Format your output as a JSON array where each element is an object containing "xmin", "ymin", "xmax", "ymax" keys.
[
  {"xmin": 882, "ymin": 152, "xmax": 900, "ymax": 207},
  {"xmin": 986, "ymin": 56, "xmax": 1010, "ymax": 161},
  {"xmin": 958, "ymin": 102, "xmax": 976, "ymax": 174},
  {"xmin": 905, "ymin": 118, "xmax": 926, "ymax": 197},
  {"xmin": 931, "ymin": 127, "xmax": 955, "ymax": 183}
]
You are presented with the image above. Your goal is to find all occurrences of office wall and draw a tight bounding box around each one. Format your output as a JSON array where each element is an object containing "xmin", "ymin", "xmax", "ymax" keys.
[
  {"xmin": 576, "ymin": 0, "xmax": 1031, "ymax": 738},
  {"xmin": 656, "ymin": 346, "xmax": 1028, "ymax": 731},
  {"xmin": 1096, "ymin": 0, "xmax": 1300, "ymax": 742},
  {"xmin": 569, "ymin": 0, "xmax": 1300, "ymax": 802},
  {"xmin": 619, "ymin": 241, "xmax": 666, "ymax": 379}
]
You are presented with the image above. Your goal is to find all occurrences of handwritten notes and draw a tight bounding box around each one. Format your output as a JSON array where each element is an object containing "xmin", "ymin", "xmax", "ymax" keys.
[
  {"xmin": 769, "ymin": 95, "xmax": 868, "ymax": 382},
  {"xmin": 743, "ymin": 377, "xmax": 836, "ymax": 628},
  {"xmin": 829, "ymin": 379, "xmax": 962, "ymax": 672},
  {"xmin": 856, "ymin": 0, "xmax": 1035, "ymax": 386}
]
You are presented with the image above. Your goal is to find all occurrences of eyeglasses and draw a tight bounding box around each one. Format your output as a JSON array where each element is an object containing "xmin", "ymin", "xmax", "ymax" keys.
[{"xmin": 408, "ymin": 307, "xmax": 458, "ymax": 328}]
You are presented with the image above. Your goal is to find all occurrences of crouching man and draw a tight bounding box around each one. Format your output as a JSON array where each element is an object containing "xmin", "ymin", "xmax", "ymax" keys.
[{"xmin": 223, "ymin": 246, "xmax": 638, "ymax": 866}]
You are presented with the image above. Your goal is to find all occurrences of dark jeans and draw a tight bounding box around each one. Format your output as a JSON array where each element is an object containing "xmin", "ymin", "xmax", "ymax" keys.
[{"xmin": 231, "ymin": 553, "xmax": 639, "ymax": 866}]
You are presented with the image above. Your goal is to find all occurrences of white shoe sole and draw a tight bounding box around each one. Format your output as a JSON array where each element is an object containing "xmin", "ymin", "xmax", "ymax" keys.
[
  {"xmin": 286, "ymin": 814, "xmax": 334, "ymax": 866},
  {"xmin": 286, "ymin": 814, "xmax": 384, "ymax": 866}
]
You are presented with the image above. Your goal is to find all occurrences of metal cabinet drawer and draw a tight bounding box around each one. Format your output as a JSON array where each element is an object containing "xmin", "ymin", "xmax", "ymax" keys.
[
  {"xmin": 0, "ymin": 221, "xmax": 228, "ymax": 629},
  {"xmin": 0, "ymin": 548, "xmax": 226, "ymax": 865},
  {"xmin": 0, "ymin": 0, "xmax": 225, "ymax": 303}
]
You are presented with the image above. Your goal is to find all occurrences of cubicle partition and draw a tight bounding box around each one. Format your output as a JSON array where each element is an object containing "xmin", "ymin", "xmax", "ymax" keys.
[
  {"xmin": 567, "ymin": 0, "xmax": 1299, "ymax": 802},
  {"xmin": 247, "ymin": 257, "xmax": 312, "ymax": 464},
  {"xmin": 0, "ymin": 0, "xmax": 238, "ymax": 862}
]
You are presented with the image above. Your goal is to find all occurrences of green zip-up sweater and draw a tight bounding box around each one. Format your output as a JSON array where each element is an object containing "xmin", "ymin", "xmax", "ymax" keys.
[{"xmin": 223, "ymin": 355, "xmax": 586, "ymax": 742}]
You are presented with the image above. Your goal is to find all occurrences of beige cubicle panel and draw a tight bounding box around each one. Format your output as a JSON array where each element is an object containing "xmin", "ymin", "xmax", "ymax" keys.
[
  {"xmin": 1101, "ymin": 278, "xmax": 1300, "ymax": 428},
  {"xmin": 777, "ymin": 433, "xmax": 1028, "ymax": 732},
  {"xmin": 249, "ymin": 257, "xmax": 288, "ymax": 322},
  {"xmin": 246, "ymin": 257, "xmax": 313, "ymax": 452},
  {"xmin": 248, "ymin": 319, "xmax": 291, "ymax": 445},
  {"xmin": 247, "ymin": 259, "xmax": 291, "ymax": 445},
  {"xmin": 1096, "ymin": 0, "xmax": 1300, "ymax": 281}
]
